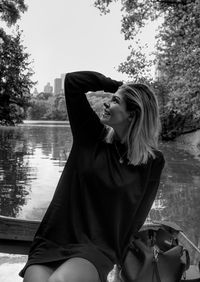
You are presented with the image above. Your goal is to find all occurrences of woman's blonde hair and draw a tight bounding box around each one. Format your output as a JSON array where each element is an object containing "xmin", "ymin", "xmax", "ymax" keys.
[{"xmin": 105, "ymin": 83, "xmax": 161, "ymax": 165}]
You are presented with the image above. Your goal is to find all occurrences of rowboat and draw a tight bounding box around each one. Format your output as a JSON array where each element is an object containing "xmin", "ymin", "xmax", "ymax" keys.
[{"xmin": 0, "ymin": 215, "xmax": 200, "ymax": 281}]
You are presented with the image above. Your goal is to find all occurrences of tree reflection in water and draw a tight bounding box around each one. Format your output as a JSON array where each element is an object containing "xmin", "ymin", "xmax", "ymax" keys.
[
  {"xmin": 0, "ymin": 123, "xmax": 72, "ymax": 219},
  {"xmin": 0, "ymin": 126, "xmax": 33, "ymax": 217},
  {"xmin": 149, "ymin": 140, "xmax": 200, "ymax": 249}
]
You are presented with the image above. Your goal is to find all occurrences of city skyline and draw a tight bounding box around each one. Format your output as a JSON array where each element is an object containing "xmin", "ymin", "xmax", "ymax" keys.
[{"xmin": 41, "ymin": 73, "xmax": 65, "ymax": 95}]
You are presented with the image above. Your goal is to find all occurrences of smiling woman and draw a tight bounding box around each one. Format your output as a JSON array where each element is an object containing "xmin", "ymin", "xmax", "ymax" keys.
[
  {"xmin": 20, "ymin": 71, "xmax": 165, "ymax": 282},
  {"xmin": 103, "ymin": 83, "xmax": 160, "ymax": 165}
]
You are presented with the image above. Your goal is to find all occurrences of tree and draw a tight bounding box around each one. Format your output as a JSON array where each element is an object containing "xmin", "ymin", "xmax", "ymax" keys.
[
  {"xmin": 26, "ymin": 99, "xmax": 49, "ymax": 120},
  {"xmin": 94, "ymin": 0, "xmax": 162, "ymax": 81},
  {"xmin": 0, "ymin": 28, "xmax": 35, "ymax": 125},
  {"xmin": 0, "ymin": 0, "xmax": 27, "ymax": 26},
  {"xmin": 94, "ymin": 0, "xmax": 200, "ymax": 139},
  {"xmin": 155, "ymin": 1, "xmax": 200, "ymax": 138},
  {"xmin": 26, "ymin": 93, "xmax": 68, "ymax": 121},
  {"xmin": 0, "ymin": 0, "xmax": 35, "ymax": 125},
  {"xmin": 87, "ymin": 91, "xmax": 111, "ymax": 117},
  {"xmin": 26, "ymin": 91, "xmax": 111, "ymax": 121},
  {"xmin": 37, "ymin": 92, "xmax": 53, "ymax": 100}
]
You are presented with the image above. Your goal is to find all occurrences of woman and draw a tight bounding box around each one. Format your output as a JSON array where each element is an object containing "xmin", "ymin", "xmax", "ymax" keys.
[{"xmin": 20, "ymin": 71, "xmax": 165, "ymax": 282}]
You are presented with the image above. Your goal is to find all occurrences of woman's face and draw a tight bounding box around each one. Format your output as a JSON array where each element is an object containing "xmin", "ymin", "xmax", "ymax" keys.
[{"xmin": 101, "ymin": 90, "xmax": 130, "ymax": 129}]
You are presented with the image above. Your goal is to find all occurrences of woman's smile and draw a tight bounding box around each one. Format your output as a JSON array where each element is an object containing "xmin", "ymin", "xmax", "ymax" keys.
[{"xmin": 102, "ymin": 108, "xmax": 111, "ymax": 119}]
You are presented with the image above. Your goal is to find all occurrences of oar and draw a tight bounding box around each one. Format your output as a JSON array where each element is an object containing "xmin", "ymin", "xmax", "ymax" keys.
[{"xmin": 180, "ymin": 231, "xmax": 200, "ymax": 254}]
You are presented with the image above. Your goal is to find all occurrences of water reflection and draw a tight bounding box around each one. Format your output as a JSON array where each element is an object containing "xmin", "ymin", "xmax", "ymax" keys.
[
  {"xmin": 0, "ymin": 123, "xmax": 199, "ymax": 247},
  {"xmin": 0, "ymin": 124, "xmax": 72, "ymax": 219},
  {"xmin": 0, "ymin": 127, "xmax": 32, "ymax": 217},
  {"xmin": 149, "ymin": 141, "xmax": 200, "ymax": 246}
]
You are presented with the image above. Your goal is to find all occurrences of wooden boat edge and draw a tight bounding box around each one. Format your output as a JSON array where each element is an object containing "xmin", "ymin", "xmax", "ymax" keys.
[{"xmin": 0, "ymin": 215, "xmax": 40, "ymax": 242}]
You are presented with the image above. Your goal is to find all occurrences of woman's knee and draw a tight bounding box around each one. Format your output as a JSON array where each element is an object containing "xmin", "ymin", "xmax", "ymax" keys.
[
  {"xmin": 23, "ymin": 264, "xmax": 54, "ymax": 282},
  {"xmin": 48, "ymin": 257, "xmax": 100, "ymax": 282}
]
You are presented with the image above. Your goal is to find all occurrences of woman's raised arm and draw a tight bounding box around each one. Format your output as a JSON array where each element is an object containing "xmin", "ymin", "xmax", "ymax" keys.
[{"xmin": 64, "ymin": 71, "xmax": 122, "ymax": 143}]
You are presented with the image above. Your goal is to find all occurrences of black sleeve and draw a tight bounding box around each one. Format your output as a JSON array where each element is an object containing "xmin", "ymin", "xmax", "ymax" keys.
[
  {"xmin": 64, "ymin": 71, "xmax": 122, "ymax": 144},
  {"xmin": 123, "ymin": 152, "xmax": 165, "ymax": 248},
  {"xmin": 149, "ymin": 151, "xmax": 165, "ymax": 181},
  {"xmin": 132, "ymin": 152, "xmax": 165, "ymax": 233}
]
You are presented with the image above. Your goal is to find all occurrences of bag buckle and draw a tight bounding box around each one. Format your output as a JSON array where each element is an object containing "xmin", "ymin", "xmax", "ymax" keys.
[{"xmin": 153, "ymin": 245, "xmax": 159, "ymax": 262}]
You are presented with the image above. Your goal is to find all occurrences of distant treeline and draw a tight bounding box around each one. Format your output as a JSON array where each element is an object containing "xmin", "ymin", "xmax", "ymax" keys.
[
  {"xmin": 26, "ymin": 91, "xmax": 111, "ymax": 121},
  {"xmin": 26, "ymin": 92, "xmax": 68, "ymax": 120},
  {"xmin": 26, "ymin": 89, "xmax": 200, "ymax": 140}
]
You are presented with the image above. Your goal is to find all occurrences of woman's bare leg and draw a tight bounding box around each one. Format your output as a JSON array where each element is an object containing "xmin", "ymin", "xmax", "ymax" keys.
[
  {"xmin": 23, "ymin": 264, "xmax": 54, "ymax": 282},
  {"xmin": 48, "ymin": 257, "xmax": 101, "ymax": 282}
]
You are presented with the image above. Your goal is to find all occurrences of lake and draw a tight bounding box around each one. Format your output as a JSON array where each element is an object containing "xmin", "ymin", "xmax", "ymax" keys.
[{"xmin": 0, "ymin": 121, "xmax": 200, "ymax": 248}]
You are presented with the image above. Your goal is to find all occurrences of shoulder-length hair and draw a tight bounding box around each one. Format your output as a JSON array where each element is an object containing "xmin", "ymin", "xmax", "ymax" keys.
[{"xmin": 105, "ymin": 83, "xmax": 161, "ymax": 166}]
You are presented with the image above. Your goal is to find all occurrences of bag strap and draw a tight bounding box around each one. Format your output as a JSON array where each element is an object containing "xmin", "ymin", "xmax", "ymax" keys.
[
  {"xmin": 152, "ymin": 246, "xmax": 162, "ymax": 282},
  {"xmin": 183, "ymin": 248, "xmax": 191, "ymax": 271},
  {"xmin": 152, "ymin": 260, "xmax": 162, "ymax": 282}
]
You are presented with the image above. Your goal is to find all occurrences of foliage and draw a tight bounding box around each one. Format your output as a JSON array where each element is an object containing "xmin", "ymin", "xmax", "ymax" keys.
[
  {"xmin": 26, "ymin": 93, "xmax": 68, "ymax": 121},
  {"xmin": 118, "ymin": 43, "xmax": 154, "ymax": 82},
  {"xmin": 94, "ymin": 0, "xmax": 162, "ymax": 81},
  {"xmin": 94, "ymin": 0, "xmax": 200, "ymax": 139},
  {"xmin": 155, "ymin": 1, "xmax": 200, "ymax": 138},
  {"xmin": 0, "ymin": 0, "xmax": 35, "ymax": 125},
  {"xmin": 87, "ymin": 91, "xmax": 111, "ymax": 117},
  {"xmin": 0, "ymin": 0, "xmax": 27, "ymax": 26},
  {"xmin": 26, "ymin": 91, "xmax": 111, "ymax": 121},
  {"xmin": 0, "ymin": 28, "xmax": 35, "ymax": 125},
  {"xmin": 36, "ymin": 92, "xmax": 53, "ymax": 100}
]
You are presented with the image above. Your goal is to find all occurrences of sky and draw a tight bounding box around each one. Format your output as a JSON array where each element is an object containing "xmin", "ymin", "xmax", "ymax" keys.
[{"xmin": 17, "ymin": 0, "xmax": 158, "ymax": 92}]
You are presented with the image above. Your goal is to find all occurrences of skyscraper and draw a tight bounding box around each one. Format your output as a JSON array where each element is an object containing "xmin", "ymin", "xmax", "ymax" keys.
[
  {"xmin": 54, "ymin": 78, "xmax": 62, "ymax": 94},
  {"xmin": 44, "ymin": 82, "xmax": 53, "ymax": 93},
  {"xmin": 61, "ymin": 73, "xmax": 65, "ymax": 93}
]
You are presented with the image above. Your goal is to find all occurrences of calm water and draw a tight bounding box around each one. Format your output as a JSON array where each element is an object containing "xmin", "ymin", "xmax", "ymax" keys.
[{"xmin": 0, "ymin": 121, "xmax": 200, "ymax": 247}]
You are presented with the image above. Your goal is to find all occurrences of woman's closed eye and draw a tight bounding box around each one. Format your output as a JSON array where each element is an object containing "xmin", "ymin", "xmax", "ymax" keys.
[{"xmin": 111, "ymin": 96, "xmax": 120, "ymax": 103}]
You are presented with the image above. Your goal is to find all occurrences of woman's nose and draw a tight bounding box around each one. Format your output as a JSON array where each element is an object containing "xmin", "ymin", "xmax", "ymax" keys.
[{"xmin": 104, "ymin": 102, "xmax": 110, "ymax": 109}]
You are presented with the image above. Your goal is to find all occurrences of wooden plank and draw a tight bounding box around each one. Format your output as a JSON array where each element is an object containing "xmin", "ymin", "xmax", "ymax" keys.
[
  {"xmin": 0, "ymin": 239, "xmax": 31, "ymax": 255},
  {"xmin": 0, "ymin": 215, "xmax": 40, "ymax": 242}
]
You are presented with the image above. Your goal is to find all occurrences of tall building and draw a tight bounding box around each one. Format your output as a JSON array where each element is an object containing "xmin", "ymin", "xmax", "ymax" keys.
[
  {"xmin": 61, "ymin": 73, "xmax": 65, "ymax": 93},
  {"xmin": 54, "ymin": 78, "xmax": 62, "ymax": 94},
  {"xmin": 44, "ymin": 82, "xmax": 53, "ymax": 94}
]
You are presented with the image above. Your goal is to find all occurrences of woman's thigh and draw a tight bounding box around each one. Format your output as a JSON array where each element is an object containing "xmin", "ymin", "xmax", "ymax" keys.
[
  {"xmin": 23, "ymin": 264, "xmax": 54, "ymax": 282},
  {"xmin": 48, "ymin": 257, "xmax": 101, "ymax": 282}
]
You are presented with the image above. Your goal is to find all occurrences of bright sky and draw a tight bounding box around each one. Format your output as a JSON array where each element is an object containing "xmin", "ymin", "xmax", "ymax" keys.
[{"xmin": 17, "ymin": 0, "xmax": 158, "ymax": 92}]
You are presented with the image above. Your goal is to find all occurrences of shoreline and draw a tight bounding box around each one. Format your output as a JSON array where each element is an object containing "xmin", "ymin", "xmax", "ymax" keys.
[
  {"xmin": 175, "ymin": 129, "xmax": 200, "ymax": 161},
  {"xmin": 22, "ymin": 120, "xmax": 69, "ymax": 124}
]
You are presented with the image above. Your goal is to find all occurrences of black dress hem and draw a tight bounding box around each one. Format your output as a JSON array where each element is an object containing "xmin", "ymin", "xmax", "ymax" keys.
[{"xmin": 19, "ymin": 239, "xmax": 114, "ymax": 282}]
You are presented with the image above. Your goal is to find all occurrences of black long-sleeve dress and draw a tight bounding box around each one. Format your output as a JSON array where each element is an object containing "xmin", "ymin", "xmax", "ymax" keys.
[{"xmin": 20, "ymin": 71, "xmax": 165, "ymax": 282}]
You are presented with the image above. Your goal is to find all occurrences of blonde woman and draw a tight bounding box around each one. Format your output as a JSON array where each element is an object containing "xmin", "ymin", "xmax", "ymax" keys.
[{"xmin": 20, "ymin": 71, "xmax": 165, "ymax": 282}]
